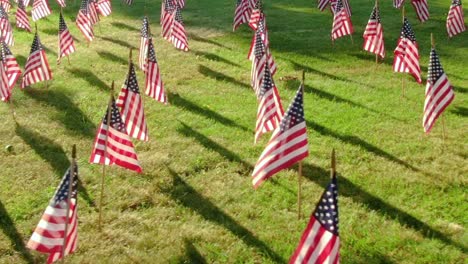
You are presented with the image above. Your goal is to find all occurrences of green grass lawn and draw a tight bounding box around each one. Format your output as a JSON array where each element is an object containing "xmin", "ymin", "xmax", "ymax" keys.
[{"xmin": 0, "ymin": 0, "xmax": 467, "ymax": 263}]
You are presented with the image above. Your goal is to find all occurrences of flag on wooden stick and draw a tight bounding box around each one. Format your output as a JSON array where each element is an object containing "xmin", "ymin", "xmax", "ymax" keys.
[
  {"xmin": 96, "ymin": 0, "xmax": 111, "ymax": 17},
  {"xmin": 233, "ymin": 0, "xmax": 250, "ymax": 31},
  {"xmin": 16, "ymin": 0, "xmax": 31, "ymax": 32},
  {"xmin": 446, "ymin": 0, "xmax": 465, "ymax": 38},
  {"xmin": 145, "ymin": 38, "xmax": 167, "ymax": 104},
  {"xmin": 90, "ymin": 98, "xmax": 142, "ymax": 173},
  {"xmin": 0, "ymin": 56, "xmax": 10, "ymax": 102},
  {"xmin": 1, "ymin": 41, "xmax": 21, "ymax": 90},
  {"xmin": 423, "ymin": 48, "xmax": 455, "ymax": 133},
  {"xmin": 21, "ymin": 33, "xmax": 52, "ymax": 89},
  {"xmin": 318, "ymin": 0, "xmax": 352, "ymax": 17},
  {"xmin": 76, "ymin": 0, "xmax": 94, "ymax": 42},
  {"xmin": 58, "ymin": 12, "xmax": 76, "ymax": 64},
  {"xmin": 161, "ymin": 0, "xmax": 176, "ymax": 39},
  {"xmin": 32, "ymin": 0, "xmax": 51, "ymax": 22},
  {"xmin": 252, "ymin": 84, "xmax": 309, "ymax": 188},
  {"xmin": 411, "ymin": 0, "xmax": 429, "ymax": 22},
  {"xmin": 169, "ymin": 7, "xmax": 189, "ymax": 51},
  {"xmin": 27, "ymin": 164, "xmax": 79, "ymax": 264},
  {"xmin": 393, "ymin": 18, "xmax": 421, "ymax": 83},
  {"xmin": 331, "ymin": 0, "xmax": 353, "ymax": 41},
  {"xmin": 289, "ymin": 174, "xmax": 340, "ymax": 263},
  {"xmin": 116, "ymin": 62, "xmax": 149, "ymax": 141},
  {"xmin": 363, "ymin": 4, "xmax": 385, "ymax": 58},
  {"xmin": 139, "ymin": 16, "xmax": 150, "ymax": 71},
  {"xmin": 0, "ymin": 6, "xmax": 14, "ymax": 46},
  {"xmin": 249, "ymin": 0, "xmax": 262, "ymax": 30}
]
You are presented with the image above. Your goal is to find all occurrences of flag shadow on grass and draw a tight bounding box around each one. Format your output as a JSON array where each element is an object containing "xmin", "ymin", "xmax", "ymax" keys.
[
  {"xmin": 188, "ymin": 33, "xmax": 230, "ymax": 49},
  {"xmin": 0, "ymin": 201, "xmax": 36, "ymax": 264},
  {"xmin": 23, "ymin": 89, "xmax": 96, "ymax": 139},
  {"xmin": 198, "ymin": 65, "xmax": 250, "ymax": 89},
  {"xmin": 15, "ymin": 125, "xmax": 95, "ymax": 207},
  {"xmin": 301, "ymin": 163, "xmax": 467, "ymax": 254},
  {"xmin": 163, "ymin": 168, "xmax": 285, "ymax": 263},
  {"xmin": 67, "ymin": 68, "xmax": 110, "ymax": 91},
  {"xmin": 111, "ymin": 21, "xmax": 139, "ymax": 31},
  {"xmin": 192, "ymin": 50, "xmax": 241, "ymax": 68},
  {"xmin": 97, "ymin": 51, "xmax": 128, "ymax": 65},
  {"xmin": 170, "ymin": 93, "xmax": 250, "ymax": 132},
  {"xmin": 97, "ymin": 36, "xmax": 137, "ymax": 49},
  {"xmin": 175, "ymin": 239, "xmax": 207, "ymax": 264},
  {"xmin": 450, "ymin": 106, "xmax": 468, "ymax": 117}
]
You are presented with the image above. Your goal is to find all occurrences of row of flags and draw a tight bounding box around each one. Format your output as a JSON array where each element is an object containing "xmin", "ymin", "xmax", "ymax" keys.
[{"xmin": 161, "ymin": 0, "xmax": 188, "ymax": 51}]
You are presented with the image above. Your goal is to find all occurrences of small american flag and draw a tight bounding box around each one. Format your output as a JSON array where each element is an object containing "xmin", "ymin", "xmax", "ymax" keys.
[
  {"xmin": 145, "ymin": 38, "xmax": 167, "ymax": 104},
  {"xmin": 96, "ymin": 0, "xmax": 111, "ymax": 17},
  {"xmin": 248, "ymin": 0, "xmax": 262, "ymax": 30},
  {"xmin": 252, "ymin": 85, "xmax": 309, "ymax": 188},
  {"xmin": 27, "ymin": 165, "xmax": 79, "ymax": 264},
  {"xmin": 331, "ymin": 0, "xmax": 354, "ymax": 41},
  {"xmin": 88, "ymin": 0, "xmax": 99, "ymax": 25},
  {"xmin": 76, "ymin": 0, "xmax": 94, "ymax": 42},
  {"xmin": 20, "ymin": 33, "xmax": 52, "ymax": 89},
  {"xmin": 0, "ymin": 0, "xmax": 10, "ymax": 12},
  {"xmin": 255, "ymin": 63, "xmax": 284, "ymax": 143},
  {"xmin": 233, "ymin": 0, "xmax": 250, "ymax": 31},
  {"xmin": 16, "ymin": 0, "xmax": 31, "ymax": 32},
  {"xmin": 56, "ymin": 0, "xmax": 65, "ymax": 8},
  {"xmin": 1, "ymin": 40, "xmax": 21, "ymax": 89},
  {"xmin": 0, "ymin": 59, "xmax": 10, "ymax": 102},
  {"xmin": 58, "ymin": 12, "xmax": 76, "ymax": 64},
  {"xmin": 161, "ymin": 0, "xmax": 175, "ymax": 39},
  {"xmin": 289, "ymin": 176, "xmax": 340, "ymax": 263},
  {"xmin": 32, "ymin": 0, "xmax": 51, "ymax": 22},
  {"xmin": 90, "ymin": 98, "xmax": 142, "ymax": 173},
  {"xmin": 116, "ymin": 63, "xmax": 149, "ymax": 141},
  {"xmin": 139, "ymin": 16, "xmax": 150, "ymax": 71},
  {"xmin": 318, "ymin": 0, "xmax": 351, "ymax": 17},
  {"xmin": 170, "ymin": 8, "xmax": 189, "ymax": 51},
  {"xmin": 176, "ymin": 0, "xmax": 185, "ymax": 8},
  {"xmin": 393, "ymin": 0, "xmax": 405, "ymax": 8},
  {"xmin": 446, "ymin": 0, "xmax": 465, "ymax": 38},
  {"xmin": 123, "ymin": 0, "xmax": 132, "ymax": 5},
  {"xmin": 24, "ymin": 0, "xmax": 31, "ymax": 6},
  {"xmin": 411, "ymin": 0, "xmax": 429, "ymax": 22},
  {"xmin": 363, "ymin": 5, "xmax": 385, "ymax": 59},
  {"xmin": 423, "ymin": 49, "xmax": 455, "ymax": 133},
  {"xmin": 393, "ymin": 18, "xmax": 421, "ymax": 83},
  {"xmin": 0, "ymin": 6, "xmax": 14, "ymax": 46}
]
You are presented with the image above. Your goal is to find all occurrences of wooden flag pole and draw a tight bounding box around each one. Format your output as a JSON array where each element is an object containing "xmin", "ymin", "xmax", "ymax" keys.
[
  {"xmin": 297, "ymin": 70, "xmax": 305, "ymax": 220},
  {"xmin": 349, "ymin": 34, "xmax": 354, "ymax": 45},
  {"xmin": 57, "ymin": 9, "xmax": 61, "ymax": 64},
  {"xmin": 331, "ymin": 149, "xmax": 336, "ymax": 179},
  {"xmin": 375, "ymin": 0, "xmax": 379, "ymax": 64},
  {"xmin": 61, "ymin": 144, "xmax": 76, "ymax": 262},
  {"xmin": 98, "ymin": 82, "xmax": 114, "ymax": 230},
  {"xmin": 401, "ymin": 6, "xmax": 405, "ymax": 98}
]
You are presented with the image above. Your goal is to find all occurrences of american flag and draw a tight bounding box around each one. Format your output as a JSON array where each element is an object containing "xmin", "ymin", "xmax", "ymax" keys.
[
  {"xmin": 20, "ymin": 33, "xmax": 52, "ymax": 89},
  {"xmin": 169, "ymin": 7, "xmax": 189, "ymax": 51},
  {"xmin": 248, "ymin": 0, "xmax": 262, "ymax": 30},
  {"xmin": 88, "ymin": 0, "xmax": 100, "ymax": 25},
  {"xmin": 56, "ymin": 0, "xmax": 65, "ymax": 8},
  {"xmin": 161, "ymin": 0, "xmax": 175, "ymax": 39},
  {"xmin": 0, "ymin": 6, "xmax": 13, "ymax": 46},
  {"xmin": 58, "ymin": 12, "xmax": 76, "ymax": 64},
  {"xmin": 1, "ymin": 40, "xmax": 21, "ymax": 90},
  {"xmin": 318, "ymin": 0, "xmax": 351, "ymax": 17},
  {"xmin": 0, "ymin": 0, "xmax": 10, "ymax": 12},
  {"xmin": 393, "ymin": 0, "xmax": 405, "ymax": 8},
  {"xmin": 27, "ymin": 165, "xmax": 79, "ymax": 264},
  {"xmin": 145, "ymin": 38, "xmax": 167, "ymax": 104},
  {"xmin": 331, "ymin": 0, "xmax": 353, "ymax": 41},
  {"xmin": 423, "ymin": 49, "xmax": 455, "ymax": 133},
  {"xmin": 96, "ymin": 0, "xmax": 111, "ymax": 17},
  {"xmin": 233, "ymin": 0, "xmax": 250, "ymax": 31},
  {"xmin": 24, "ymin": 0, "xmax": 31, "ymax": 6},
  {"xmin": 76, "ymin": 0, "xmax": 94, "ymax": 42},
  {"xmin": 139, "ymin": 16, "xmax": 150, "ymax": 71},
  {"xmin": 446, "ymin": 0, "xmax": 465, "ymax": 38},
  {"xmin": 16, "ymin": 0, "xmax": 31, "ymax": 32},
  {"xmin": 411, "ymin": 0, "xmax": 429, "ymax": 22},
  {"xmin": 252, "ymin": 85, "xmax": 309, "ymax": 188},
  {"xmin": 90, "ymin": 98, "xmax": 142, "ymax": 173},
  {"xmin": 393, "ymin": 18, "xmax": 421, "ymax": 83},
  {"xmin": 363, "ymin": 5, "xmax": 385, "ymax": 59},
  {"xmin": 32, "ymin": 0, "xmax": 51, "ymax": 22},
  {"xmin": 0, "ymin": 59, "xmax": 10, "ymax": 102},
  {"xmin": 255, "ymin": 63, "xmax": 284, "ymax": 143},
  {"xmin": 116, "ymin": 63, "xmax": 149, "ymax": 141},
  {"xmin": 176, "ymin": 0, "xmax": 185, "ymax": 8},
  {"xmin": 123, "ymin": 0, "xmax": 132, "ymax": 5},
  {"xmin": 289, "ymin": 176, "xmax": 340, "ymax": 264}
]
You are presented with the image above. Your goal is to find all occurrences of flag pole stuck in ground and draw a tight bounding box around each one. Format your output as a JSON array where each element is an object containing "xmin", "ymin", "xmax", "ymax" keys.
[
  {"xmin": 297, "ymin": 70, "xmax": 305, "ymax": 220},
  {"xmin": 61, "ymin": 144, "xmax": 77, "ymax": 261},
  {"xmin": 401, "ymin": 6, "xmax": 405, "ymax": 98}
]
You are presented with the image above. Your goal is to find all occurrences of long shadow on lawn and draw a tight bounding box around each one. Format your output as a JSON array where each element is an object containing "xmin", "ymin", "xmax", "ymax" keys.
[
  {"xmin": 170, "ymin": 93, "xmax": 250, "ymax": 132},
  {"xmin": 163, "ymin": 168, "xmax": 285, "ymax": 263},
  {"xmin": 302, "ymin": 163, "xmax": 467, "ymax": 253},
  {"xmin": 0, "ymin": 201, "xmax": 35, "ymax": 264},
  {"xmin": 23, "ymin": 89, "xmax": 96, "ymax": 139},
  {"xmin": 15, "ymin": 125, "xmax": 95, "ymax": 207},
  {"xmin": 97, "ymin": 36, "xmax": 137, "ymax": 49},
  {"xmin": 450, "ymin": 106, "xmax": 468, "ymax": 117},
  {"xmin": 67, "ymin": 68, "xmax": 110, "ymax": 91},
  {"xmin": 111, "ymin": 21, "xmax": 139, "ymax": 31},
  {"xmin": 97, "ymin": 51, "xmax": 128, "ymax": 65},
  {"xmin": 192, "ymin": 50, "xmax": 241, "ymax": 68},
  {"xmin": 176, "ymin": 239, "xmax": 207, "ymax": 264},
  {"xmin": 198, "ymin": 65, "xmax": 250, "ymax": 89},
  {"xmin": 188, "ymin": 33, "xmax": 230, "ymax": 49}
]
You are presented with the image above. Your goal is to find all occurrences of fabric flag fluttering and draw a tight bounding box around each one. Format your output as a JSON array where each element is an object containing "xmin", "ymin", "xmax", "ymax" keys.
[
  {"xmin": 446, "ymin": 0, "xmax": 465, "ymax": 38},
  {"xmin": 169, "ymin": 7, "xmax": 189, "ymax": 51},
  {"xmin": 21, "ymin": 33, "xmax": 52, "ymax": 89},
  {"xmin": 27, "ymin": 163, "xmax": 79, "ymax": 264},
  {"xmin": 32, "ymin": 0, "xmax": 52, "ymax": 22},
  {"xmin": 0, "ymin": 6, "xmax": 14, "ymax": 46},
  {"xmin": 76, "ymin": 0, "xmax": 94, "ymax": 42},
  {"xmin": 56, "ymin": 0, "xmax": 65, "ymax": 8},
  {"xmin": 363, "ymin": 4, "xmax": 385, "ymax": 59},
  {"xmin": 90, "ymin": 98, "xmax": 142, "ymax": 173},
  {"xmin": 0, "ymin": 53, "xmax": 9, "ymax": 102},
  {"xmin": 96, "ymin": 0, "xmax": 112, "ymax": 17},
  {"xmin": 248, "ymin": 0, "xmax": 262, "ymax": 30},
  {"xmin": 289, "ymin": 172, "xmax": 340, "ymax": 263},
  {"xmin": 0, "ymin": 0, "xmax": 10, "ymax": 12},
  {"xmin": 331, "ymin": 0, "xmax": 354, "ymax": 41},
  {"xmin": 318, "ymin": 0, "xmax": 351, "ymax": 17},
  {"xmin": 88, "ymin": 0, "xmax": 100, "ymax": 26},
  {"xmin": 393, "ymin": 18, "xmax": 421, "ymax": 83},
  {"xmin": 116, "ymin": 62, "xmax": 149, "ymax": 141},
  {"xmin": 139, "ymin": 16, "xmax": 150, "ymax": 71},
  {"xmin": 16, "ymin": 0, "xmax": 31, "ymax": 32},
  {"xmin": 233, "ymin": 0, "xmax": 251, "ymax": 31},
  {"xmin": 393, "ymin": 0, "xmax": 405, "ymax": 8},
  {"xmin": 1, "ymin": 41, "xmax": 21, "ymax": 91},
  {"xmin": 423, "ymin": 48, "xmax": 455, "ymax": 133},
  {"xmin": 252, "ymin": 85, "xmax": 309, "ymax": 188},
  {"xmin": 411, "ymin": 0, "xmax": 429, "ymax": 22},
  {"xmin": 161, "ymin": 0, "xmax": 175, "ymax": 38},
  {"xmin": 58, "ymin": 12, "xmax": 76, "ymax": 64},
  {"xmin": 145, "ymin": 38, "xmax": 167, "ymax": 104}
]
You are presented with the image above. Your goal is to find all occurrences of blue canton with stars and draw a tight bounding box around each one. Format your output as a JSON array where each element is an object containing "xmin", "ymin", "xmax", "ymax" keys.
[
  {"xmin": 141, "ymin": 16, "xmax": 149, "ymax": 38},
  {"xmin": 51, "ymin": 165, "xmax": 78, "ymax": 206},
  {"xmin": 102, "ymin": 100, "xmax": 127, "ymax": 133},
  {"xmin": 259, "ymin": 64, "xmax": 273, "ymax": 98},
  {"xmin": 279, "ymin": 86, "xmax": 305, "ymax": 132},
  {"xmin": 313, "ymin": 177, "xmax": 339, "ymax": 235},
  {"xmin": 175, "ymin": 7, "xmax": 184, "ymax": 23},
  {"xmin": 335, "ymin": 0, "xmax": 344, "ymax": 13},
  {"xmin": 79, "ymin": 0, "xmax": 89, "ymax": 14},
  {"xmin": 30, "ymin": 34, "xmax": 43, "ymax": 54},
  {"xmin": 254, "ymin": 32, "xmax": 265, "ymax": 59},
  {"xmin": 427, "ymin": 49, "xmax": 446, "ymax": 85},
  {"xmin": 126, "ymin": 63, "xmax": 141, "ymax": 94},
  {"xmin": 148, "ymin": 38, "xmax": 158, "ymax": 63},
  {"xmin": 452, "ymin": 0, "xmax": 462, "ymax": 6},
  {"xmin": 0, "ymin": 5, "xmax": 8, "ymax": 19},
  {"xmin": 370, "ymin": 6, "xmax": 380, "ymax": 22},
  {"xmin": 401, "ymin": 18, "xmax": 416, "ymax": 41},
  {"xmin": 59, "ymin": 12, "xmax": 68, "ymax": 33}
]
